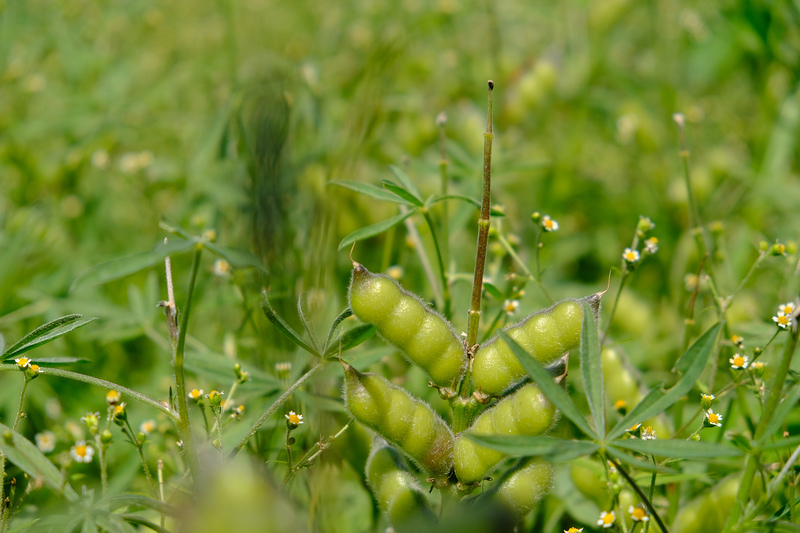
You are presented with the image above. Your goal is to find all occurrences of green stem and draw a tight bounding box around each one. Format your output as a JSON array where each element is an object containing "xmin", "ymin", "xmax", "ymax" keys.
[
  {"xmin": 422, "ymin": 210, "xmax": 451, "ymax": 318},
  {"xmin": 99, "ymin": 436, "xmax": 108, "ymax": 498},
  {"xmin": 723, "ymin": 324, "xmax": 800, "ymax": 532},
  {"xmin": 12, "ymin": 378, "xmax": 28, "ymax": 431},
  {"xmin": 466, "ymin": 81, "xmax": 495, "ymax": 350},
  {"xmin": 609, "ymin": 456, "xmax": 669, "ymax": 533},
  {"xmin": 644, "ymin": 455, "xmax": 657, "ymax": 533},
  {"xmin": 438, "ymin": 112, "xmax": 450, "ymax": 290},
  {"xmin": 496, "ymin": 231, "xmax": 553, "ymax": 304},
  {"xmin": 602, "ymin": 273, "xmax": 629, "ymax": 346},
  {"xmin": 0, "ymin": 375, "xmax": 29, "ymax": 531},
  {"xmin": 1, "ymin": 367, "xmax": 178, "ymax": 421},
  {"xmin": 173, "ymin": 246, "xmax": 203, "ymax": 487},
  {"xmin": 228, "ymin": 361, "xmax": 327, "ymax": 459}
]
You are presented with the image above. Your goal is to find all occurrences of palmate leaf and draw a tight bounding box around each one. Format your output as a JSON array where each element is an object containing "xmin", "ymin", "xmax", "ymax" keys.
[
  {"xmin": 260, "ymin": 291, "xmax": 320, "ymax": 357},
  {"xmin": 337, "ymin": 209, "xmax": 417, "ymax": 251},
  {"xmin": 323, "ymin": 324, "xmax": 376, "ymax": 358},
  {"xmin": 71, "ymin": 238, "xmax": 195, "ymax": 290},
  {"xmin": 502, "ymin": 331, "xmax": 597, "ymax": 439},
  {"xmin": 2, "ymin": 314, "xmax": 97, "ymax": 361},
  {"xmin": 467, "ymin": 435, "xmax": 599, "ymax": 462},
  {"xmin": 329, "ymin": 180, "xmax": 414, "ymax": 205},
  {"xmin": 607, "ymin": 323, "xmax": 721, "ymax": 440},
  {"xmin": 579, "ymin": 302, "xmax": 605, "ymax": 437},
  {"xmin": 381, "ymin": 180, "xmax": 424, "ymax": 207},
  {"xmin": 0, "ymin": 422, "xmax": 78, "ymax": 502},
  {"xmin": 388, "ymin": 164, "xmax": 422, "ymax": 200},
  {"xmin": 611, "ymin": 438, "xmax": 743, "ymax": 459}
]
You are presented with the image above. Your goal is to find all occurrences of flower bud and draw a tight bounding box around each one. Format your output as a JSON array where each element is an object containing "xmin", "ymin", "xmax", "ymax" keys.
[
  {"xmin": 700, "ymin": 394, "xmax": 715, "ymax": 410},
  {"xmin": 100, "ymin": 429, "xmax": 113, "ymax": 445},
  {"xmin": 771, "ymin": 243, "xmax": 787, "ymax": 256}
]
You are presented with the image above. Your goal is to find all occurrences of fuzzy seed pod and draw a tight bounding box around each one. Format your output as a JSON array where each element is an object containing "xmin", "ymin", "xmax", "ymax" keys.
[
  {"xmin": 366, "ymin": 438, "xmax": 437, "ymax": 532},
  {"xmin": 492, "ymin": 458, "xmax": 554, "ymax": 519},
  {"xmin": 343, "ymin": 361, "xmax": 454, "ymax": 482},
  {"xmin": 348, "ymin": 262, "xmax": 467, "ymax": 389},
  {"xmin": 472, "ymin": 297, "xmax": 599, "ymax": 396},
  {"xmin": 453, "ymin": 383, "xmax": 557, "ymax": 484}
]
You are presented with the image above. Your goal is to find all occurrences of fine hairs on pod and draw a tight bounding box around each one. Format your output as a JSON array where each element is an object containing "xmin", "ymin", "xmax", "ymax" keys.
[
  {"xmin": 348, "ymin": 261, "xmax": 467, "ymax": 390},
  {"xmin": 472, "ymin": 294, "xmax": 602, "ymax": 396},
  {"xmin": 341, "ymin": 360, "xmax": 454, "ymax": 484},
  {"xmin": 453, "ymin": 383, "xmax": 558, "ymax": 484}
]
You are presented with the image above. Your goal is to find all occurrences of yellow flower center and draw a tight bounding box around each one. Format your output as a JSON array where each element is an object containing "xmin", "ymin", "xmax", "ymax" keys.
[
  {"xmin": 614, "ymin": 400, "xmax": 626, "ymax": 410},
  {"xmin": 733, "ymin": 356, "xmax": 745, "ymax": 367},
  {"xmin": 17, "ymin": 357, "xmax": 30, "ymax": 368},
  {"xmin": 631, "ymin": 507, "xmax": 647, "ymax": 521},
  {"xmin": 708, "ymin": 413, "xmax": 720, "ymax": 424},
  {"xmin": 288, "ymin": 413, "xmax": 302, "ymax": 425},
  {"xmin": 778, "ymin": 315, "xmax": 791, "ymax": 326},
  {"xmin": 75, "ymin": 445, "xmax": 87, "ymax": 457},
  {"xmin": 602, "ymin": 513, "xmax": 614, "ymax": 525}
]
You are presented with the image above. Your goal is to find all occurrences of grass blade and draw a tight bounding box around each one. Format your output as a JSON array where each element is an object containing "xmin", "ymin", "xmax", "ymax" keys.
[
  {"xmin": 3, "ymin": 315, "xmax": 97, "ymax": 361},
  {"xmin": 501, "ymin": 331, "xmax": 597, "ymax": 439},
  {"xmin": 608, "ymin": 323, "xmax": 721, "ymax": 440},
  {"xmin": 580, "ymin": 302, "xmax": 605, "ymax": 437},
  {"xmin": 612, "ymin": 438, "xmax": 743, "ymax": 459},
  {"xmin": 337, "ymin": 209, "xmax": 417, "ymax": 251}
]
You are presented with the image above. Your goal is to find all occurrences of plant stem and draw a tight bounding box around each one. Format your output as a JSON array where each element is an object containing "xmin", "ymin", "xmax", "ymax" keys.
[
  {"xmin": 609, "ymin": 456, "xmax": 669, "ymax": 533},
  {"xmin": 602, "ymin": 273, "xmax": 629, "ymax": 345},
  {"xmin": 723, "ymin": 324, "xmax": 800, "ymax": 532},
  {"xmin": 98, "ymin": 436, "xmax": 108, "ymax": 498},
  {"xmin": 466, "ymin": 81, "xmax": 495, "ymax": 350},
  {"xmin": 228, "ymin": 361, "xmax": 327, "ymax": 459},
  {"xmin": 438, "ymin": 112, "xmax": 450, "ymax": 290},
  {"xmin": 173, "ymin": 245, "xmax": 203, "ymax": 488},
  {"xmin": 495, "ymin": 231, "xmax": 553, "ymax": 304},
  {"xmin": 0, "ymin": 376, "xmax": 29, "ymax": 531},
  {"xmin": 422, "ymin": 210, "xmax": 451, "ymax": 318},
  {"xmin": 7, "ymin": 367, "xmax": 178, "ymax": 421}
]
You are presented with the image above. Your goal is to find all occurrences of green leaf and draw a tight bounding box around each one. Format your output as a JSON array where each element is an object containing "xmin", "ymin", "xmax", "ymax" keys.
[
  {"xmin": 31, "ymin": 356, "xmax": 90, "ymax": 365},
  {"xmin": 388, "ymin": 164, "xmax": 422, "ymax": 200},
  {"xmin": 0, "ymin": 422, "xmax": 78, "ymax": 501},
  {"xmin": 757, "ymin": 384, "xmax": 800, "ymax": 448},
  {"xmin": 100, "ymin": 493, "xmax": 177, "ymax": 515},
  {"xmin": 157, "ymin": 217, "xmax": 195, "ymax": 240},
  {"xmin": 580, "ymin": 302, "xmax": 605, "ymax": 437},
  {"xmin": 337, "ymin": 209, "xmax": 417, "ymax": 251},
  {"xmin": 324, "ymin": 308, "xmax": 353, "ymax": 352},
  {"xmin": 606, "ymin": 446, "xmax": 673, "ymax": 473},
  {"xmin": 482, "ymin": 282, "xmax": 503, "ymax": 302},
  {"xmin": 466, "ymin": 434, "xmax": 599, "ymax": 462},
  {"xmin": 500, "ymin": 331, "xmax": 597, "ymax": 439},
  {"xmin": 329, "ymin": 180, "xmax": 414, "ymax": 205},
  {"xmin": 381, "ymin": 180, "xmax": 423, "ymax": 207},
  {"xmin": 324, "ymin": 324, "xmax": 377, "ymax": 358},
  {"xmin": 611, "ymin": 438, "xmax": 743, "ymax": 459},
  {"xmin": 260, "ymin": 292, "xmax": 320, "ymax": 357},
  {"xmin": 3, "ymin": 315, "xmax": 97, "ymax": 361},
  {"xmin": 608, "ymin": 323, "xmax": 721, "ymax": 440},
  {"xmin": 427, "ymin": 194, "xmax": 506, "ymax": 216},
  {"xmin": 71, "ymin": 239, "xmax": 195, "ymax": 290},
  {"xmin": 761, "ymin": 434, "xmax": 800, "ymax": 451},
  {"xmin": 204, "ymin": 242, "xmax": 265, "ymax": 271}
]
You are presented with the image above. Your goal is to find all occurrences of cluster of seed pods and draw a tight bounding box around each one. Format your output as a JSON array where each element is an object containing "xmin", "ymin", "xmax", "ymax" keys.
[{"xmin": 344, "ymin": 262, "xmax": 593, "ymax": 528}]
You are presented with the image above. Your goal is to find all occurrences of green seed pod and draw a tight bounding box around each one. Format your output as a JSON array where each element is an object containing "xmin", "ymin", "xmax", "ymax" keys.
[
  {"xmin": 492, "ymin": 458, "xmax": 554, "ymax": 519},
  {"xmin": 349, "ymin": 262, "xmax": 467, "ymax": 389},
  {"xmin": 472, "ymin": 297, "xmax": 598, "ymax": 396},
  {"xmin": 342, "ymin": 361, "xmax": 454, "ymax": 481},
  {"xmin": 366, "ymin": 438, "xmax": 437, "ymax": 533},
  {"xmin": 454, "ymin": 383, "xmax": 557, "ymax": 484}
]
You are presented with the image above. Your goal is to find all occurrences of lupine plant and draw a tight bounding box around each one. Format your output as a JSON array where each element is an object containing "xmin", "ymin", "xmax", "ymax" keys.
[{"xmin": 1, "ymin": 74, "xmax": 799, "ymax": 533}]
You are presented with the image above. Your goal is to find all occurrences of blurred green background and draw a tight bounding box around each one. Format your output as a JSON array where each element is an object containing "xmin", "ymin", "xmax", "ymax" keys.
[{"xmin": 1, "ymin": 0, "xmax": 799, "ymax": 530}]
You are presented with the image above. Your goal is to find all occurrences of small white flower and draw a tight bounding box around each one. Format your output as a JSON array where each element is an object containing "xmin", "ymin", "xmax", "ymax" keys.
[
  {"xmin": 641, "ymin": 426, "xmax": 657, "ymax": 440},
  {"xmin": 503, "ymin": 299, "xmax": 520, "ymax": 316},
  {"xmin": 541, "ymin": 215, "xmax": 559, "ymax": 232},
  {"xmin": 729, "ymin": 354, "xmax": 749, "ymax": 370},
  {"xmin": 70, "ymin": 441, "xmax": 95, "ymax": 463},
  {"xmin": 705, "ymin": 409, "xmax": 723, "ymax": 428},
  {"xmin": 629, "ymin": 505, "xmax": 649, "ymax": 522},
  {"xmin": 285, "ymin": 411, "xmax": 304, "ymax": 426},
  {"xmin": 597, "ymin": 510, "xmax": 616, "ymax": 528},
  {"xmin": 779, "ymin": 302, "xmax": 796, "ymax": 316},
  {"xmin": 140, "ymin": 420, "xmax": 156, "ymax": 435},
  {"xmin": 35, "ymin": 431, "xmax": 56, "ymax": 453},
  {"xmin": 773, "ymin": 312, "xmax": 792, "ymax": 330},
  {"xmin": 644, "ymin": 237, "xmax": 658, "ymax": 254},
  {"xmin": 622, "ymin": 248, "xmax": 640, "ymax": 263}
]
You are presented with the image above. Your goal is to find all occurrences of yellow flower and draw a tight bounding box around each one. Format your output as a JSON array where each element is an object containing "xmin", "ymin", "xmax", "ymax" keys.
[
  {"xmin": 106, "ymin": 390, "xmax": 121, "ymax": 406},
  {"xmin": 704, "ymin": 410, "xmax": 723, "ymax": 428},
  {"xmin": 729, "ymin": 354, "xmax": 749, "ymax": 370},
  {"xmin": 285, "ymin": 411, "xmax": 304, "ymax": 427},
  {"xmin": 15, "ymin": 357, "xmax": 31, "ymax": 369},
  {"xmin": 542, "ymin": 215, "xmax": 559, "ymax": 232},
  {"xmin": 564, "ymin": 528, "xmax": 583, "ymax": 533},
  {"xmin": 70, "ymin": 441, "xmax": 94, "ymax": 463}
]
